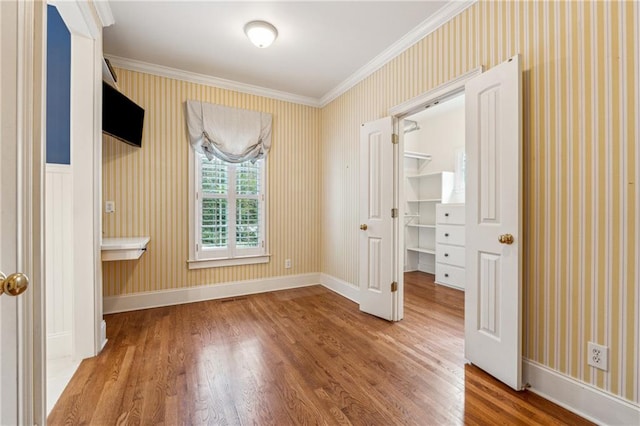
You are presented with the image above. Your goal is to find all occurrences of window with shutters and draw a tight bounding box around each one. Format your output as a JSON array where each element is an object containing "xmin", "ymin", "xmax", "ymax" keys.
[{"xmin": 188, "ymin": 152, "xmax": 269, "ymax": 269}]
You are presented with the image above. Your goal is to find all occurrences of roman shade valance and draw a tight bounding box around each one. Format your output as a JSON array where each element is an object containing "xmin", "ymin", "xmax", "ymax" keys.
[{"xmin": 185, "ymin": 100, "xmax": 272, "ymax": 163}]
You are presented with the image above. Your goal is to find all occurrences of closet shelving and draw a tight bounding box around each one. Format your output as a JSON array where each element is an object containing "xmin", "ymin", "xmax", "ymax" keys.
[{"xmin": 404, "ymin": 151, "xmax": 454, "ymax": 273}]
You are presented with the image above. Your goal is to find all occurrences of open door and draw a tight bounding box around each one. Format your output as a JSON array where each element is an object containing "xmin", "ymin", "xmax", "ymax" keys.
[
  {"xmin": 359, "ymin": 117, "xmax": 395, "ymax": 320},
  {"xmin": 1, "ymin": 1, "xmax": 45, "ymax": 424},
  {"xmin": 465, "ymin": 55, "xmax": 523, "ymax": 390}
]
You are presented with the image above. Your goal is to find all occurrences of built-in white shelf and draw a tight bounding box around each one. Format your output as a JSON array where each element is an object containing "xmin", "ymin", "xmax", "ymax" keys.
[
  {"xmin": 406, "ymin": 171, "xmax": 445, "ymax": 179},
  {"xmin": 404, "ymin": 151, "xmax": 432, "ymax": 160},
  {"xmin": 101, "ymin": 237, "xmax": 150, "ymax": 261},
  {"xmin": 407, "ymin": 247, "xmax": 436, "ymax": 255},
  {"xmin": 406, "ymin": 224, "xmax": 436, "ymax": 229},
  {"xmin": 404, "ymin": 214, "xmax": 420, "ymax": 218},
  {"xmin": 407, "ymin": 198, "xmax": 443, "ymax": 203}
]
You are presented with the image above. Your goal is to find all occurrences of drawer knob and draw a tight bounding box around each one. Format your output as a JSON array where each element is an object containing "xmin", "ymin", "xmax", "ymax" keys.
[
  {"xmin": 444, "ymin": 273, "xmax": 449, "ymax": 277},
  {"xmin": 445, "ymin": 213, "xmax": 449, "ymax": 217},
  {"xmin": 444, "ymin": 253, "xmax": 449, "ymax": 257},
  {"xmin": 444, "ymin": 233, "xmax": 450, "ymax": 237}
]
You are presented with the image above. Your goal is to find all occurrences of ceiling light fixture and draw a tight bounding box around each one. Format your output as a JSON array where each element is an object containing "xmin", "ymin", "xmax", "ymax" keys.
[{"xmin": 244, "ymin": 20, "xmax": 278, "ymax": 48}]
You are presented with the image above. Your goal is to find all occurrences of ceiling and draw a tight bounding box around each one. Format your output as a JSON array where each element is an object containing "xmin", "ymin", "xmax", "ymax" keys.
[{"xmin": 103, "ymin": 1, "xmax": 457, "ymax": 105}]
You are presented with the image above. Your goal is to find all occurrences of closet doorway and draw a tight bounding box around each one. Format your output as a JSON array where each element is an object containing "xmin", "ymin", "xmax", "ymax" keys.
[{"xmin": 402, "ymin": 93, "xmax": 466, "ymax": 288}]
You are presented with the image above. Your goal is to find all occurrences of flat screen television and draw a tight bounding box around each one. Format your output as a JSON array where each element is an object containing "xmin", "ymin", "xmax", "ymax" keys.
[{"xmin": 102, "ymin": 81, "xmax": 145, "ymax": 147}]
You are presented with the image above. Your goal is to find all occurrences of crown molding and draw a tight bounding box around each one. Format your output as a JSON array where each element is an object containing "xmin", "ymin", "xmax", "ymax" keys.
[
  {"xmin": 318, "ymin": 0, "xmax": 477, "ymax": 107},
  {"xmin": 105, "ymin": 55, "xmax": 322, "ymax": 108},
  {"xmin": 94, "ymin": 0, "xmax": 115, "ymax": 28},
  {"xmin": 105, "ymin": 0, "xmax": 475, "ymax": 109},
  {"xmin": 49, "ymin": 0, "xmax": 100, "ymax": 39}
]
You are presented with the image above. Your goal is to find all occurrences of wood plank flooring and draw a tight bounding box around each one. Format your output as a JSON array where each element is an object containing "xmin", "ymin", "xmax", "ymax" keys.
[{"xmin": 48, "ymin": 272, "xmax": 591, "ymax": 425}]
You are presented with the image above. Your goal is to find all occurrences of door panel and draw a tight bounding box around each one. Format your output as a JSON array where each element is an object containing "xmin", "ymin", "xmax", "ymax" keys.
[
  {"xmin": 359, "ymin": 117, "xmax": 394, "ymax": 320},
  {"xmin": 1, "ymin": 1, "xmax": 44, "ymax": 423},
  {"xmin": 0, "ymin": 2, "xmax": 21, "ymax": 423},
  {"xmin": 465, "ymin": 55, "xmax": 522, "ymax": 390}
]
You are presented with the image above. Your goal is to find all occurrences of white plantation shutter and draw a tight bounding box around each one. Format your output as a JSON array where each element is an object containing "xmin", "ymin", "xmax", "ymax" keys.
[
  {"xmin": 200, "ymin": 158, "xmax": 228, "ymax": 249},
  {"xmin": 196, "ymin": 154, "xmax": 265, "ymax": 259},
  {"xmin": 235, "ymin": 161, "xmax": 261, "ymax": 248}
]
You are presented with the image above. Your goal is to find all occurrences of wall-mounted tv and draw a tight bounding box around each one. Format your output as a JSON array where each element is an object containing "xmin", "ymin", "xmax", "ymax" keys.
[{"xmin": 102, "ymin": 81, "xmax": 145, "ymax": 147}]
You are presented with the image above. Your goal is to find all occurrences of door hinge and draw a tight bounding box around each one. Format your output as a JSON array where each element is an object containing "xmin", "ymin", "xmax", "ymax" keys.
[
  {"xmin": 391, "ymin": 208, "xmax": 398, "ymax": 218},
  {"xmin": 392, "ymin": 133, "xmax": 399, "ymax": 144},
  {"xmin": 391, "ymin": 281, "xmax": 398, "ymax": 292}
]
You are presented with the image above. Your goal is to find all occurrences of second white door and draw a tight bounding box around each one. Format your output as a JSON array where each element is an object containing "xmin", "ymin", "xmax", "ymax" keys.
[
  {"xmin": 359, "ymin": 117, "xmax": 395, "ymax": 320},
  {"xmin": 465, "ymin": 55, "xmax": 523, "ymax": 390}
]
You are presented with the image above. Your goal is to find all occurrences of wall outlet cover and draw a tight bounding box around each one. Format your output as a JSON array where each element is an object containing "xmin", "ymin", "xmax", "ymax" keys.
[{"xmin": 587, "ymin": 341, "xmax": 608, "ymax": 371}]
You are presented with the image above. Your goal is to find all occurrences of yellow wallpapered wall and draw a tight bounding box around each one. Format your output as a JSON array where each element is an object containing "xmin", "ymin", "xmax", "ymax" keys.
[
  {"xmin": 102, "ymin": 69, "xmax": 320, "ymax": 296},
  {"xmin": 320, "ymin": 0, "xmax": 638, "ymax": 404}
]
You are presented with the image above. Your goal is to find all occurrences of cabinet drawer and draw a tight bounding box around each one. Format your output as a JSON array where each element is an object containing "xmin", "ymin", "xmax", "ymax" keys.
[
  {"xmin": 436, "ymin": 204, "xmax": 465, "ymax": 225},
  {"xmin": 436, "ymin": 264, "xmax": 465, "ymax": 289},
  {"xmin": 436, "ymin": 225, "xmax": 465, "ymax": 246},
  {"xmin": 436, "ymin": 244, "xmax": 465, "ymax": 267}
]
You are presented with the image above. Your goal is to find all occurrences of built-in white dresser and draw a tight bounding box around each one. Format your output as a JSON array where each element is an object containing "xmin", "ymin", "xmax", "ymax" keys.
[{"xmin": 435, "ymin": 203, "xmax": 465, "ymax": 290}]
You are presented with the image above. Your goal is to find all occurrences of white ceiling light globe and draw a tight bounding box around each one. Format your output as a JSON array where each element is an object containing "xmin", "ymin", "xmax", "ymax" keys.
[{"xmin": 244, "ymin": 21, "xmax": 278, "ymax": 48}]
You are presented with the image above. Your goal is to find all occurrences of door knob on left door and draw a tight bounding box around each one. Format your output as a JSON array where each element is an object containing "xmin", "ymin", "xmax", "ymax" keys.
[
  {"xmin": 0, "ymin": 271, "xmax": 29, "ymax": 297},
  {"xmin": 498, "ymin": 234, "xmax": 514, "ymax": 245},
  {"xmin": 360, "ymin": 224, "xmax": 368, "ymax": 230}
]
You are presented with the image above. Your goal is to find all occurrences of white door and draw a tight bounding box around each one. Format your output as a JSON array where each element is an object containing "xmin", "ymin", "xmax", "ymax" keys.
[
  {"xmin": 359, "ymin": 117, "xmax": 395, "ymax": 320},
  {"xmin": 465, "ymin": 55, "xmax": 523, "ymax": 390},
  {"xmin": 1, "ymin": 1, "xmax": 44, "ymax": 424}
]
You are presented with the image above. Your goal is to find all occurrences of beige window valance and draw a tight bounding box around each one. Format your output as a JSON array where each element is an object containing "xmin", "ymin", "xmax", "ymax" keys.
[{"xmin": 185, "ymin": 100, "xmax": 272, "ymax": 163}]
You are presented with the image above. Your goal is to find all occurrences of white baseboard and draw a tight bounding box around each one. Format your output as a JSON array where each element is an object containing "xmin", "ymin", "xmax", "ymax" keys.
[
  {"xmin": 46, "ymin": 331, "xmax": 72, "ymax": 360},
  {"xmin": 319, "ymin": 273, "xmax": 359, "ymax": 303},
  {"xmin": 418, "ymin": 263, "xmax": 435, "ymax": 274},
  {"xmin": 103, "ymin": 273, "xmax": 321, "ymax": 314},
  {"xmin": 100, "ymin": 319, "xmax": 108, "ymax": 351},
  {"xmin": 524, "ymin": 359, "xmax": 640, "ymax": 425}
]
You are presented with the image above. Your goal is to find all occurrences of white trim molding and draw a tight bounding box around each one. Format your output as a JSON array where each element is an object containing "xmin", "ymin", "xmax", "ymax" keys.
[
  {"xmin": 388, "ymin": 67, "xmax": 483, "ymax": 117},
  {"xmin": 524, "ymin": 360, "xmax": 640, "ymax": 426},
  {"xmin": 320, "ymin": 274, "xmax": 360, "ymax": 304},
  {"xmin": 93, "ymin": 0, "xmax": 114, "ymax": 28},
  {"xmin": 319, "ymin": 0, "xmax": 477, "ymax": 107},
  {"xmin": 105, "ymin": 55, "xmax": 321, "ymax": 108},
  {"xmin": 103, "ymin": 273, "xmax": 321, "ymax": 314}
]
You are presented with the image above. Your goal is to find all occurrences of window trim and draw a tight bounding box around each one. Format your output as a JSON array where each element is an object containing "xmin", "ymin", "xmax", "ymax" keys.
[{"xmin": 188, "ymin": 148, "xmax": 269, "ymax": 269}]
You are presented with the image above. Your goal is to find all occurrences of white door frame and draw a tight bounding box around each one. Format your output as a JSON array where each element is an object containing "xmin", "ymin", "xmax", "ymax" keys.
[
  {"xmin": 48, "ymin": 0, "xmax": 109, "ymax": 358},
  {"xmin": 388, "ymin": 67, "xmax": 482, "ymax": 321}
]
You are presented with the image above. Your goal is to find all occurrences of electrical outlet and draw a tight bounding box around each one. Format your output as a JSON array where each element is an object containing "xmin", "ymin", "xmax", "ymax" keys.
[
  {"xmin": 284, "ymin": 259, "xmax": 292, "ymax": 269},
  {"xmin": 105, "ymin": 201, "xmax": 115, "ymax": 213},
  {"xmin": 587, "ymin": 342, "xmax": 608, "ymax": 371}
]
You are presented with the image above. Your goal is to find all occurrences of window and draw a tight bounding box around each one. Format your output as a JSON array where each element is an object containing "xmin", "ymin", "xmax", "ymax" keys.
[{"xmin": 188, "ymin": 152, "xmax": 268, "ymax": 269}]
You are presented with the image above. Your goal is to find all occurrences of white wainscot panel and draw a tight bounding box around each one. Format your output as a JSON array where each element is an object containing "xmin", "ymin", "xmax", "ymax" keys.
[{"xmin": 45, "ymin": 165, "xmax": 74, "ymax": 359}]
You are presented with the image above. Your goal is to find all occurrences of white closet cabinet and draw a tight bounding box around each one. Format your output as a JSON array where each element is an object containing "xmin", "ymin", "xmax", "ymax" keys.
[
  {"xmin": 404, "ymin": 154, "xmax": 454, "ymax": 273},
  {"xmin": 435, "ymin": 203, "xmax": 465, "ymax": 290}
]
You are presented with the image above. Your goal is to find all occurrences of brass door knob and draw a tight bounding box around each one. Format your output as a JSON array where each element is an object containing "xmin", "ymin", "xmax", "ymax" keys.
[
  {"xmin": 360, "ymin": 224, "xmax": 368, "ymax": 230},
  {"xmin": 498, "ymin": 234, "xmax": 514, "ymax": 245},
  {"xmin": 0, "ymin": 271, "xmax": 29, "ymax": 297}
]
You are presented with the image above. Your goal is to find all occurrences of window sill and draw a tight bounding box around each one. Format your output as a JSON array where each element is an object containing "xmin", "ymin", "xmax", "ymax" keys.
[{"xmin": 187, "ymin": 254, "xmax": 271, "ymax": 270}]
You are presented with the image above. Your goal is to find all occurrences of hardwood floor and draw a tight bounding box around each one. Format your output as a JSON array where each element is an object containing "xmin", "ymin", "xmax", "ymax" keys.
[{"xmin": 48, "ymin": 272, "xmax": 591, "ymax": 425}]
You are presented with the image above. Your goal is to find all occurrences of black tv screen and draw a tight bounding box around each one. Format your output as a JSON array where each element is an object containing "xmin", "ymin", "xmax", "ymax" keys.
[{"xmin": 102, "ymin": 81, "xmax": 144, "ymax": 147}]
